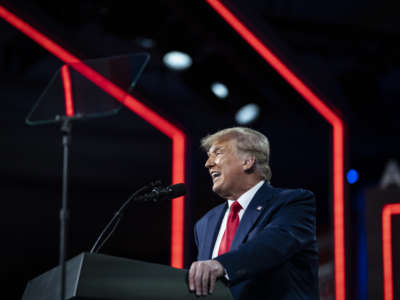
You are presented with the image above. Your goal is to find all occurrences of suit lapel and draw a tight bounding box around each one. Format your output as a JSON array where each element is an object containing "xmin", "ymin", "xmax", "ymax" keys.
[
  {"xmin": 230, "ymin": 182, "xmax": 275, "ymax": 250},
  {"xmin": 202, "ymin": 202, "xmax": 227, "ymax": 259}
]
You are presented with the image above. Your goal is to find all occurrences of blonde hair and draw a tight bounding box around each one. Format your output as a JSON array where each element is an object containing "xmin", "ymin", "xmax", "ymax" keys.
[{"xmin": 201, "ymin": 127, "xmax": 271, "ymax": 181}]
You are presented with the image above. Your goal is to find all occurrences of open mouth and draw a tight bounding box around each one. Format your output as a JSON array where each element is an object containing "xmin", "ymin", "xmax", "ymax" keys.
[{"xmin": 210, "ymin": 171, "xmax": 221, "ymax": 181}]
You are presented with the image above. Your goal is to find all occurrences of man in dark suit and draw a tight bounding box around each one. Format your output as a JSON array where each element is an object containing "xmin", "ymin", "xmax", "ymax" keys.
[{"xmin": 188, "ymin": 127, "xmax": 319, "ymax": 299}]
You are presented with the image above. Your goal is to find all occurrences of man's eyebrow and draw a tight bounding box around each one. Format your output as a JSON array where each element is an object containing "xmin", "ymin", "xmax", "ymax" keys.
[{"xmin": 207, "ymin": 146, "xmax": 223, "ymax": 155}]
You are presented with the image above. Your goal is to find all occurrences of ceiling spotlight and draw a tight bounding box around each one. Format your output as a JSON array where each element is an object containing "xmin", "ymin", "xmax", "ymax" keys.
[
  {"xmin": 235, "ymin": 103, "xmax": 260, "ymax": 124},
  {"xmin": 163, "ymin": 51, "xmax": 192, "ymax": 71},
  {"xmin": 211, "ymin": 82, "xmax": 229, "ymax": 99},
  {"xmin": 136, "ymin": 37, "xmax": 156, "ymax": 49}
]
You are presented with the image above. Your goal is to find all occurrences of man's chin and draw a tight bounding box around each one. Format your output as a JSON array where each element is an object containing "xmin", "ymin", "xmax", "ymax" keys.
[
  {"xmin": 212, "ymin": 182, "xmax": 221, "ymax": 194},
  {"xmin": 212, "ymin": 182, "xmax": 226, "ymax": 198}
]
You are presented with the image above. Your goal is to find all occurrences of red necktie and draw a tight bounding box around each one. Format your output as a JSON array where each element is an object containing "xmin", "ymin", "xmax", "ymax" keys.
[{"xmin": 218, "ymin": 201, "xmax": 242, "ymax": 255}]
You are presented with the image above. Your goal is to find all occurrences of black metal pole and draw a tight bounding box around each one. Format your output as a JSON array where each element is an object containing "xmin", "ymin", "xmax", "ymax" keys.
[{"xmin": 60, "ymin": 119, "xmax": 71, "ymax": 300}]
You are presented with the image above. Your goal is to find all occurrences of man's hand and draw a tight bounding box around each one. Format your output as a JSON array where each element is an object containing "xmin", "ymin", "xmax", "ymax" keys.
[{"xmin": 188, "ymin": 260, "xmax": 225, "ymax": 296}]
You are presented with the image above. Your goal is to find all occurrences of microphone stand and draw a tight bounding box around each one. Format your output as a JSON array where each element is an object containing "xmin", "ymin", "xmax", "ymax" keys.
[
  {"xmin": 90, "ymin": 180, "xmax": 161, "ymax": 254},
  {"xmin": 59, "ymin": 118, "xmax": 71, "ymax": 300}
]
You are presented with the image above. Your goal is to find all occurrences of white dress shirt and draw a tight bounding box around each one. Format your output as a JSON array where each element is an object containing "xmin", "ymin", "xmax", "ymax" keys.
[{"xmin": 212, "ymin": 180, "xmax": 265, "ymax": 258}]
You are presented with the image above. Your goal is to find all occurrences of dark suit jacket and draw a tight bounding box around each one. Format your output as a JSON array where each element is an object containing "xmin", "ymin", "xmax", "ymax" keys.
[{"xmin": 194, "ymin": 182, "xmax": 319, "ymax": 300}]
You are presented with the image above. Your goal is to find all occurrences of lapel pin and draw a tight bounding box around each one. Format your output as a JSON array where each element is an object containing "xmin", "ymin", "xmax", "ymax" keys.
[{"xmin": 256, "ymin": 206, "xmax": 263, "ymax": 211}]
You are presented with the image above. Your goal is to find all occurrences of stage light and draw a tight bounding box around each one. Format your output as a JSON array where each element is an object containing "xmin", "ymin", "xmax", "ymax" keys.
[
  {"xmin": 136, "ymin": 37, "xmax": 155, "ymax": 49},
  {"xmin": 235, "ymin": 103, "xmax": 259, "ymax": 124},
  {"xmin": 163, "ymin": 51, "xmax": 192, "ymax": 71},
  {"xmin": 211, "ymin": 82, "xmax": 229, "ymax": 98},
  {"xmin": 346, "ymin": 169, "xmax": 359, "ymax": 184}
]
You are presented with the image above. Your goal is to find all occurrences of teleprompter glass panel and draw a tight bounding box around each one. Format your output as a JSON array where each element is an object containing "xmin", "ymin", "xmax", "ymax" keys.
[{"xmin": 26, "ymin": 53, "xmax": 150, "ymax": 125}]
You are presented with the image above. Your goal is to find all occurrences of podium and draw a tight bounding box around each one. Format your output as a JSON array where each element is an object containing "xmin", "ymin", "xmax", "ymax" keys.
[{"xmin": 21, "ymin": 253, "xmax": 233, "ymax": 300}]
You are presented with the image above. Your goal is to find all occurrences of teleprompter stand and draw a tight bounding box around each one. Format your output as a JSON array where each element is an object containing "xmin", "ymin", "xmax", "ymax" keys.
[{"xmin": 25, "ymin": 53, "xmax": 150, "ymax": 300}]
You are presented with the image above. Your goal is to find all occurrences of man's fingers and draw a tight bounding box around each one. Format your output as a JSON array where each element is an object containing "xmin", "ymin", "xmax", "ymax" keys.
[
  {"xmin": 188, "ymin": 263, "xmax": 196, "ymax": 291},
  {"xmin": 209, "ymin": 273, "xmax": 217, "ymax": 294},
  {"xmin": 188, "ymin": 260, "xmax": 224, "ymax": 296},
  {"xmin": 194, "ymin": 270, "xmax": 202, "ymax": 296},
  {"xmin": 201, "ymin": 268, "xmax": 210, "ymax": 296}
]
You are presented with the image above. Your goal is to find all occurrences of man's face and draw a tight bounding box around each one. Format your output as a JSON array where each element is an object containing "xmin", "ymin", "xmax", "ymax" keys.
[{"xmin": 205, "ymin": 139, "xmax": 246, "ymax": 199}]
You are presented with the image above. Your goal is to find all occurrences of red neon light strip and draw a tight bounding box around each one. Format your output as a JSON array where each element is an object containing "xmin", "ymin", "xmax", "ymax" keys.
[
  {"xmin": 0, "ymin": 6, "xmax": 185, "ymax": 268},
  {"xmin": 205, "ymin": 1, "xmax": 346, "ymax": 298},
  {"xmin": 382, "ymin": 203, "xmax": 400, "ymax": 300},
  {"xmin": 61, "ymin": 65, "xmax": 74, "ymax": 117}
]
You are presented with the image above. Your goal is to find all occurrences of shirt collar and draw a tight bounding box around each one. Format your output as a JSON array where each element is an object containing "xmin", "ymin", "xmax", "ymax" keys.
[{"xmin": 227, "ymin": 180, "xmax": 265, "ymax": 210}]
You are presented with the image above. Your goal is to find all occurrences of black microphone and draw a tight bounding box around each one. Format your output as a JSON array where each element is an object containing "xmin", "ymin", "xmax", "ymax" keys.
[{"xmin": 133, "ymin": 183, "xmax": 186, "ymax": 203}]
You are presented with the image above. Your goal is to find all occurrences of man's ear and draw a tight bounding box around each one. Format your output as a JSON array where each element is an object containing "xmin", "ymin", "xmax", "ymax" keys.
[{"xmin": 242, "ymin": 156, "xmax": 256, "ymax": 172}]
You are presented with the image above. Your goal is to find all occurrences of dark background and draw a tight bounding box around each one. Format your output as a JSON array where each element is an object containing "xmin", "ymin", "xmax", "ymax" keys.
[{"xmin": 1, "ymin": 0, "xmax": 399, "ymax": 299}]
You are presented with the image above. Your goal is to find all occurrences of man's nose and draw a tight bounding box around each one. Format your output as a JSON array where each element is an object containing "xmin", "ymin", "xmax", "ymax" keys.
[{"xmin": 205, "ymin": 156, "xmax": 214, "ymax": 168}]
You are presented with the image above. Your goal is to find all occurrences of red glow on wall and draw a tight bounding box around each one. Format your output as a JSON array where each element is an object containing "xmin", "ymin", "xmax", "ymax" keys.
[
  {"xmin": 205, "ymin": 0, "xmax": 346, "ymax": 298},
  {"xmin": 61, "ymin": 65, "xmax": 74, "ymax": 117},
  {"xmin": 382, "ymin": 203, "xmax": 400, "ymax": 300},
  {"xmin": 0, "ymin": 5, "xmax": 186, "ymax": 268}
]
